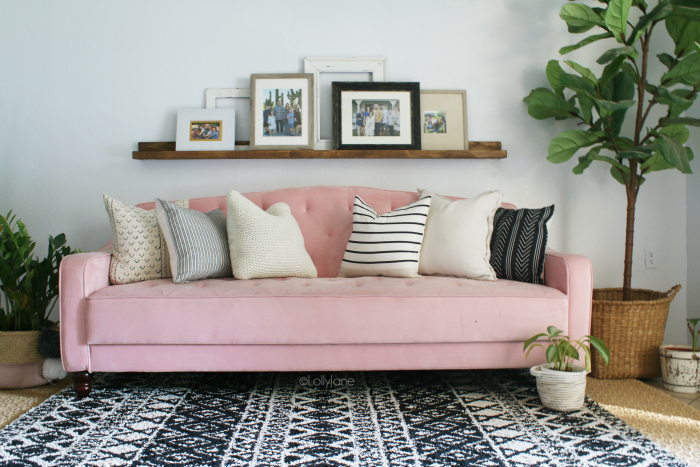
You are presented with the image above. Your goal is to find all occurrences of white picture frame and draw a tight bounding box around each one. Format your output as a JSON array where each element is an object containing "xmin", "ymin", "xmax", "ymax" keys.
[
  {"xmin": 304, "ymin": 57, "xmax": 386, "ymax": 150},
  {"xmin": 175, "ymin": 109, "xmax": 236, "ymax": 151},
  {"xmin": 205, "ymin": 88, "xmax": 251, "ymax": 109}
]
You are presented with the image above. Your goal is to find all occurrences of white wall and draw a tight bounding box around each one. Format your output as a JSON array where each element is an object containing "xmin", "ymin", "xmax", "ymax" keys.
[
  {"xmin": 0, "ymin": 0, "xmax": 690, "ymax": 343},
  {"xmin": 688, "ymin": 105, "xmax": 700, "ymax": 336}
]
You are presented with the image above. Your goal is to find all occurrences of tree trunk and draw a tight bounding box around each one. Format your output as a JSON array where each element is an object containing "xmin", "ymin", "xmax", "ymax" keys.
[{"xmin": 623, "ymin": 177, "xmax": 637, "ymax": 301}]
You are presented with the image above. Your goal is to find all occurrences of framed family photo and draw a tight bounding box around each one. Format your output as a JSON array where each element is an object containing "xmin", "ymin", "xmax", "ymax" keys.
[
  {"xmin": 250, "ymin": 73, "xmax": 314, "ymax": 150},
  {"xmin": 332, "ymin": 82, "xmax": 421, "ymax": 150},
  {"xmin": 420, "ymin": 90, "xmax": 468, "ymax": 150},
  {"xmin": 175, "ymin": 109, "xmax": 236, "ymax": 151}
]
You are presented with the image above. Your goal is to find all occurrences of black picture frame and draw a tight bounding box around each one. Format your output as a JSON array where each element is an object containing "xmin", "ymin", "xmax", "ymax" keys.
[{"xmin": 332, "ymin": 82, "xmax": 421, "ymax": 150}]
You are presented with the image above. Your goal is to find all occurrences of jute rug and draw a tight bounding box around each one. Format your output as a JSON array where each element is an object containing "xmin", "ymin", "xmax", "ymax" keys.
[
  {"xmin": 0, "ymin": 370, "xmax": 688, "ymax": 466},
  {"xmin": 587, "ymin": 378, "xmax": 700, "ymax": 467}
]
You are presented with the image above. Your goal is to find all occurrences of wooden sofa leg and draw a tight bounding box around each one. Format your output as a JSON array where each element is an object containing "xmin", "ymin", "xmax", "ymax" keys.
[{"xmin": 73, "ymin": 372, "xmax": 93, "ymax": 399}]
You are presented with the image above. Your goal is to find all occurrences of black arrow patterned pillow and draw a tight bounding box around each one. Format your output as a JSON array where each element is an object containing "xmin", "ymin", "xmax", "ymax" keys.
[{"xmin": 489, "ymin": 205, "xmax": 554, "ymax": 284}]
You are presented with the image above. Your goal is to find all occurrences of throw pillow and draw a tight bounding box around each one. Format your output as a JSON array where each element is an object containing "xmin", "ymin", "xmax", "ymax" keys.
[
  {"xmin": 226, "ymin": 190, "xmax": 317, "ymax": 280},
  {"xmin": 155, "ymin": 199, "xmax": 232, "ymax": 283},
  {"xmin": 489, "ymin": 205, "xmax": 555, "ymax": 284},
  {"xmin": 338, "ymin": 196, "xmax": 432, "ymax": 278},
  {"xmin": 103, "ymin": 195, "xmax": 189, "ymax": 285},
  {"xmin": 417, "ymin": 189, "xmax": 503, "ymax": 280}
]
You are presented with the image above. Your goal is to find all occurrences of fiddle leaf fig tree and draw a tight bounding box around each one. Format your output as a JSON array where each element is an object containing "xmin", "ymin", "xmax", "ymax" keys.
[{"xmin": 524, "ymin": 0, "xmax": 700, "ymax": 300}]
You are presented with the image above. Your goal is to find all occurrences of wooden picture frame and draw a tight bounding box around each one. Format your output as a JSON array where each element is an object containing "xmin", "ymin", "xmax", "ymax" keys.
[
  {"xmin": 304, "ymin": 57, "xmax": 386, "ymax": 150},
  {"xmin": 332, "ymin": 82, "xmax": 421, "ymax": 150},
  {"xmin": 420, "ymin": 90, "xmax": 469, "ymax": 150},
  {"xmin": 250, "ymin": 73, "xmax": 314, "ymax": 150}
]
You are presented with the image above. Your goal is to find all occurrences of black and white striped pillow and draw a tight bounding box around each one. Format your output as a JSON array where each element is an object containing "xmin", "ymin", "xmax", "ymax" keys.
[
  {"xmin": 338, "ymin": 196, "xmax": 432, "ymax": 278},
  {"xmin": 155, "ymin": 199, "xmax": 232, "ymax": 283},
  {"xmin": 489, "ymin": 205, "xmax": 554, "ymax": 284}
]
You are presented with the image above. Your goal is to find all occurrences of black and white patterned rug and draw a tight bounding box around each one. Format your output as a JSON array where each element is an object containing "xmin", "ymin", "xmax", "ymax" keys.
[{"xmin": 0, "ymin": 370, "xmax": 686, "ymax": 466}]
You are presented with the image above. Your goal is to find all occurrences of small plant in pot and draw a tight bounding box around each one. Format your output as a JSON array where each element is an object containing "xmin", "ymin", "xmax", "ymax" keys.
[
  {"xmin": 659, "ymin": 318, "xmax": 700, "ymax": 393},
  {"xmin": 525, "ymin": 326, "xmax": 610, "ymax": 411},
  {"xmin": 0, "ymin": 211, "xmax": 77, "ymax": 388}
]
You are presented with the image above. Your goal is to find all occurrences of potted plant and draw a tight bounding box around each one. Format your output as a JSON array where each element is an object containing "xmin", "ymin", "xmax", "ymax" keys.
[
  {"xmin": 524, "ymin": 0, "xmax": 698, "ymax": 378},
  {"xmin": 0, "ymin": 211, "xmax": 76, "ymax": 388},
  {"xmin": 659, "ymin": 318, "xmax": 700, "ymax": 393},
  {"xmin": 525, "ymin": 326, "xmax": 610, "ymax": 411}
]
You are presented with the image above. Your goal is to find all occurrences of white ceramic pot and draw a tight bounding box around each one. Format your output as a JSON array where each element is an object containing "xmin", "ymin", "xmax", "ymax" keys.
[
  {"xmin": 530, "ymin": 363, "xmax": 589, "ymax": 411},
  {"xmin": 659, "ymin": 344, "xmax": 700, "ymax": 393}
]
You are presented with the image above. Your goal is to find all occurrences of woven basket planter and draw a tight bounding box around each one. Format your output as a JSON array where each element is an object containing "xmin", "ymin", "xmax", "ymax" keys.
[
  {"xmin": 0, "ymin": 330, "xmax": 48, "ymax": 389},
  {"xmin": 530, "ymin": 364, "xmax": 588, "ymax": 411},
  {"xmin": 591, "ymin": 285, "xmax": 681, "ymax": 379}
]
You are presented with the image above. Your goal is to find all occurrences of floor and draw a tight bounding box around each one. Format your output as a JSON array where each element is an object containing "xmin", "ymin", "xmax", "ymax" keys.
[{"xmin": 642, "ymin": 378, "xmax": 700, "ymax": 410}]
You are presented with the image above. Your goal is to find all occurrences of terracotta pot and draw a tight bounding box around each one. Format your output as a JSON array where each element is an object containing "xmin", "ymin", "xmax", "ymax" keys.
[
  {"xmin": 530, "ymin": 363, "xmax": 589, "ymax": 411},
  {"xmin": 659, "ymin": 344, "xmax": 699, "ymax": 394}
]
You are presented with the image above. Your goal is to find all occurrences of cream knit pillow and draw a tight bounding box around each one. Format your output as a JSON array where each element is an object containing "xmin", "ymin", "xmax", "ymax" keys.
[
  {"xmin": 104, "ymin": 195, "xmax": 189, "ymax": 285},
  {"xmin": 226, "ymin": 191, "xmax": 317, "ymax": 280}
]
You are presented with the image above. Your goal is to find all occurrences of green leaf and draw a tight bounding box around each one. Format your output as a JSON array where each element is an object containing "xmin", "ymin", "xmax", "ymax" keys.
[
  {"xmin": 587, "ymin": 336, "xmax": 610, "ymax": 364},
  {"xmin": 661, "ymin": 116, "xmax": 700, "ymax": 126},
  {"xmin": 594, "ymin": 98, "xmax": 636, "ymax": 118},
  {"xmin": 621, "ymin": 62, "xmax": 640, "ymax": 83},
  {"xmin": 560, "ymin": 73, "xmax": 598, "ymax": 96},
  {"xmin": 629, "ymin": 1, "xmax": 673, "ymax": 45},
  {"xmin": 667, "ymin": 17, "xmax": 700, "ymax": 58},
  {"xmin": 658, "ymin": 53, "xmax": 676, "ymax": 69},
  {"xmin": 658, "ymin": 133, "xmax": 693, "ymax": 173},
  {"xmin": 600, "ymin": 56, "xmax": 627, "ymax": 89},
  {"xmin": 565, "ymin": 60, "xmax": 599, "ymax": 85},
  {"xmin": 610, "ymin": 165, "xmax": 631, "ymax": 184},
  {"xmin": 661, "ymin": 124, "xmax": 690, "ymax": 144},
  {"xmin": 573, "ymin": 149, "xmax": 598, "ymax": 174},
  {"xmin": 597, "ymin": 46, "xmax": 639, "ymax": 64},
  {"xmin": 656, "ymin": 86, "xmax": 692, "ymax": 107},
  {"xmin": 560, "ymin": 32, "xmax": 614, "ymax": 55},
  {"xmin": 561, "ymin": 3, "xmax": 605, "ymax": 31},
  {"xmin": 578, "ymin": 93, "xmax": 594, "ymax": 124},
  {"xmin": 670, "ymin": 0, "xmax": 700, "ymax": 21},
  {"xmin": 548, "ymin": 130, "xmax": 601, "ymax": 163},
  {"xmin": 546, "ymin": 60, "xmax": 566, "ymax": 97},
  {"xmin": 618, "ymin": 150, "xmax": 652, "ymax": 159},
  {"xmin": 563, "ymin": 341, "xmax": 580, "ymax": 360},
  {"xmin": 524, "ymin": 333, "xmax": 548, "ymax": 351},
  {"xmin": 525, "ymin": 343, "xmax": 544, "ymax": 359},
  {"xmin": 524, "ymin": 88, "xmax": 580, "ymax": 120},
  {"xmin": 546, "ymin": 344, "xmax": 558, "ymax": 364},
  {"xmin": 547, "ymin": 326, "xmax": 564, "ymax": 338},
  {"xmin": 605, "ymin": 0, "xmax": 633, "ymax": 43},
  {"xmin": 661, "ymin": 51, "xmax": 700, "ymax": 86},
  {"xmin": 641, "ymin": 152, "xmax": 675, "ymax": 172}
]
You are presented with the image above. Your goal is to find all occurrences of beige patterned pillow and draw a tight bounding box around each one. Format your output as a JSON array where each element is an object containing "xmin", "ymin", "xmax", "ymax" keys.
[{"xmin": 104, "ymin": 195, "xmax": 189, "ymax": 285}]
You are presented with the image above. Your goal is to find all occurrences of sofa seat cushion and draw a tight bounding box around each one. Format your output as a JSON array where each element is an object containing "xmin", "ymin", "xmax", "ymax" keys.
[{"xmin": 86, "ymin": 276, "xmax": 568, "ymax": 345}]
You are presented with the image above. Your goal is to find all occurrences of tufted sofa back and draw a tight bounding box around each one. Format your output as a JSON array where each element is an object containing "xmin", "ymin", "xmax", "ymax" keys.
[{"xmin": 136, "ymin": 186, "xmax": 515, "ymax": 278}]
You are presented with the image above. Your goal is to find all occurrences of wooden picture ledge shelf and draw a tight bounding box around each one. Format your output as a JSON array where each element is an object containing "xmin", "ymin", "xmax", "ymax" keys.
[{"xmin": 133, "ymin": 142, "xmax": 506, "ymax": 160}]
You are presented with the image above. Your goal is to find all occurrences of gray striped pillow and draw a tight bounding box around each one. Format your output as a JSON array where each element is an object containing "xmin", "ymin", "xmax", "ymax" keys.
[
  {"xmin": 155, "ymin": 199, "xmax": 232, "ymax": 283},
  {"xmin": 338, "ymin": 196, "xmax": 432, "ymax": 278}
]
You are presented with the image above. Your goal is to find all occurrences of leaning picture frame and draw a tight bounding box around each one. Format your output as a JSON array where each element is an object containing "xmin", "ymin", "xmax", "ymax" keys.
[
  {"xmin": 420, "ymin": 90, "xmax": 469, "ymax": 150},
  {"xmin": 304, "ymin": 57, "xmax": 386, "ymax": 150},
  {"xmin": 175, "ymin": 109, "xmax": 236, "ymax": 151},
  {"xmin": 250, "ymin": 74, "xmax": 314, "ymax": 150},
  {"xmin": 332, "ymin": 82, "xmax": 421, "ymax": 150}
]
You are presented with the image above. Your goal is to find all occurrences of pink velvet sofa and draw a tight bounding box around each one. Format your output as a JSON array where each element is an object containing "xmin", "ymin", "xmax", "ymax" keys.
[{"xmin": 59, "ymin": 186, "xmax": 593, "ymax": 398}]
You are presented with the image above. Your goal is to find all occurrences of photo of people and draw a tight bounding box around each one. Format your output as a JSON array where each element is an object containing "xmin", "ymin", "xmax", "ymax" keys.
[
  {"xmin": 262, "ymin": 89, "xmax": 303, "ymax": 137},
  {"xmin": 351, "ymin": 100, "xmax": 400, "ymax": 137},
  {"xmin": 189, "ymin": 121, "xmax": 222, "ymax": 141},
  {"xmin": 424, "ymin": 111, "xmax": 446, "ymax": 134}
]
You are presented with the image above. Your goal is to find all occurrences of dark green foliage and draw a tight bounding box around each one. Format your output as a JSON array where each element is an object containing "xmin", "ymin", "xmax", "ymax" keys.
[{"xmin": 0, "ymin": 212, "xmax": 78, "ymax": 331}]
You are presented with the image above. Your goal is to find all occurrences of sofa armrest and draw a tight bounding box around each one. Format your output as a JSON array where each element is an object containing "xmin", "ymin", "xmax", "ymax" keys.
[
  {"xmin": 59, "ymin": 250, "xmax": 111, "ymax": 372},
  {"xmin": 544, "ymin": 248, "xmax": 593, "ymax": 343}
]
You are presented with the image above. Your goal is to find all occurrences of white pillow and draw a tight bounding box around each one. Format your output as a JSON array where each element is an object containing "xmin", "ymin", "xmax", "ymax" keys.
[
  {"xmin": 338, "ymin": 196, "xmax": 432, "ymax": 278},
  {"xmin": 226, "ymin": 191, "xmax": 317, "ymax": 280},
  {"xmin": 103, "ymin": 195, "xmax": 188, "ymax": 285},
  {"xmin": 417, "ymin": 189, "xmax": 502, "ymax": 280}
]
